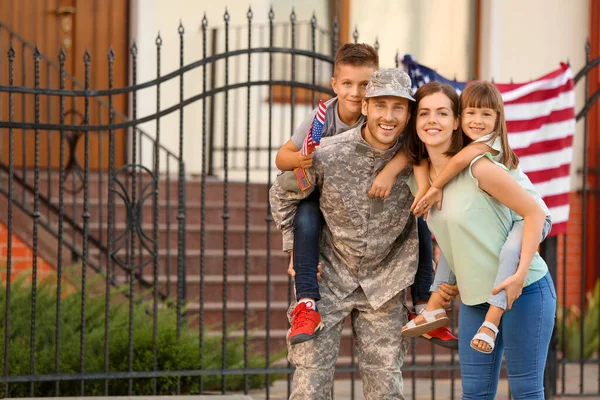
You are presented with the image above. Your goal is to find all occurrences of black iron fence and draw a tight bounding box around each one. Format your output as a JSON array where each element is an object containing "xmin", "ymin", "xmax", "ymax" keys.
[
  {"xmin": 547, "ymin": 41, "xmax": 600, "ymax": 399},
  {"xmin": 204, "ymin": 14, "xmax": 340, "ymax": 177},
  {"xmin": 0, "ymin": 6, "xmax": 597, "ymax": 400}
]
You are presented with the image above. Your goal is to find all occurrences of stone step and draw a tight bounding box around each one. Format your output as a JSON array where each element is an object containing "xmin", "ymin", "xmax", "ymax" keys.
[
  {"xmin": 85, "ymin": 222, "xmax": 282, "ymax": 251},
  {"xmin": 2, "ymin": 173, "xmax": 271, "ymax": 204},
  {"xmin": 24, "ymin": 198, "xmax": 271, "ymax": 226},
  {"xmin": 90, "ymin": 248, "xmax": 288, "ymax": 276},
  {"xmin": 116, "ymin": 274, "xmax": 293, "ymax": 303},
  {"xmin": 190, "ymin": 301, "xmax": 292, "ymax": 331}
]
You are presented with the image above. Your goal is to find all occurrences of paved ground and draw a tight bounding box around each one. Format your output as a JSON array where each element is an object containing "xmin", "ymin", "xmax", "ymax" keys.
[
  {"xmin": 246, "ymin": 364, "xmax": 599, "ymax": 400},
  {"xmin": 18, "ymin": 364, "xmax": 598, "ymax": 400},
  {"xmin": 248, "ymin": 378, "xmax": 498, "ymax": 400}
]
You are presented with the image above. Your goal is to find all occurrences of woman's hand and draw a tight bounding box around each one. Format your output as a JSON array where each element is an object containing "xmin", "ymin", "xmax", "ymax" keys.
[
  {"xmin": 413, "ymin": 186, "xmax": 443, "ymax": 217},
  {"xmin": 410, "ymin": 189, "xmax": 427, "ymax": 213},
  {"xmin": 491, "ymin": 273, "xmax": 526, "ymax": 310}
]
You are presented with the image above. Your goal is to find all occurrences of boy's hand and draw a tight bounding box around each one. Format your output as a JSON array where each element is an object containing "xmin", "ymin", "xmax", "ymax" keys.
[
  {"xmin": 413, "ymin": 186, "xmax": 443, "ymax": 217},
  {"xmin": 368, "ymin": 170, "xmax": 395, "ymax": 199},
  {"xmin": 288, "ymin": 251, "xmax": 294, "ymax": 274},
  {"xmin": 297, "ymin": 152, "xmax": 314, "ymax": 169}
]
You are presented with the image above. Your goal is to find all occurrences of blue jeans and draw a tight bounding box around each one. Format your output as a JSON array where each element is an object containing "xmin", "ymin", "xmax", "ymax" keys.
[
  {"xmin": 293, "ymin": 189, "xmax": 323, "ymax": 301},
  {"xmin": 293, "ymin": 195, "xmax": 433, "ymax": 304},
  {"xmin": 431, "ymin": 216, "xmax": 552, "ymax": 310},
  {"xmin": 458, "ymin": 272, "xmax": 556, "ymax": 399}
]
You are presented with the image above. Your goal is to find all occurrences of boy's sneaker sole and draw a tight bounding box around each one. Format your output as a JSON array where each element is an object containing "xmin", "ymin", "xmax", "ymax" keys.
[
  {"xmin": 420, "ymin": 331, "xmax": 459, "ymax": 350},
  {"xmin": 290, "ymin": 322, "xmax": 324, "ymax": 345}
]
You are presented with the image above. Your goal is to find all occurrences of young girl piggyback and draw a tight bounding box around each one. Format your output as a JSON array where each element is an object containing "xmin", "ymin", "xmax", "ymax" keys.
[{"xmin": 401, "ymin": 80, "xmax": 552, "ymax": 354}]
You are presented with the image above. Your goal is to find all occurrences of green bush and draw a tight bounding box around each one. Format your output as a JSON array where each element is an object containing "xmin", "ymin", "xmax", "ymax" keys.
[
  {"xmin": 0, "ymin": 274, "xmax": 283, "ymax": 396},
  {"xmin": 557, "ymin": 279, "xmax": 600, "ymax": 360}
]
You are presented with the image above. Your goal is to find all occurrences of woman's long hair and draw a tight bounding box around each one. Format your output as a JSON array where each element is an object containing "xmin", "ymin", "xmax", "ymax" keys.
[
  {"xmin": 460, "ymin": 81, "xmax": 519, "ymax": 169},
  {"xmin": 404, "ymin": 81, "xmax": 469, "ymax": 165}
]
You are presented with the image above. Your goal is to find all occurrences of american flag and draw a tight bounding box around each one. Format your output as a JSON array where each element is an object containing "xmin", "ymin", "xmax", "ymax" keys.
[
  {"xmin": 400, "ymin": 55, "xmax": 575, "ymax": 236},
  {"xmin": 301, "ymin": 100, "xmax": 327, "ymax": 155}
]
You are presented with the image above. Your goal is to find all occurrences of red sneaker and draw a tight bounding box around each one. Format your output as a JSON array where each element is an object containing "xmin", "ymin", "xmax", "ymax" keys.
[
  {"xmin": 289, "ymin": 302, "xmax": 324, "ymax": 345},
  {"xmin": 408, "ymin": 312, "xmax": 458, "ymax": 350}
]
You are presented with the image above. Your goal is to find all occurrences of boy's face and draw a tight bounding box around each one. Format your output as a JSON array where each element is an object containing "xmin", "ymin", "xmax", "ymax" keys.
[{"xmin": 330, "ymin": 64, "xmax": 376, "ymax": 118}]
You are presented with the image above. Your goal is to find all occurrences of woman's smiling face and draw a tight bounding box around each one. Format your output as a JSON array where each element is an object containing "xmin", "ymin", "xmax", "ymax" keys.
[{"xmin": 415, "ymin": 91, "xmax": 459, "ymax": 152}]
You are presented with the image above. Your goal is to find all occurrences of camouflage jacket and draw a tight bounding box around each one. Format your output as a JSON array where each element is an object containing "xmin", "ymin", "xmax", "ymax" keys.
[{"xmin": 269, "ymin": 125, "xmax": 419, "ymax": 310}]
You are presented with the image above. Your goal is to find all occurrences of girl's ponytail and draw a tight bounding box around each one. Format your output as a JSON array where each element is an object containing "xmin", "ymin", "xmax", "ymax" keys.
[{"xmin": 496, "ymin": 107, "xmax": 519, "ymax": 170}]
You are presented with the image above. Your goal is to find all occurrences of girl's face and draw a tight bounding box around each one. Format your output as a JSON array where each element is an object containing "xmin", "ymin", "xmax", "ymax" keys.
[
  {"xmin": 461, "ymin": 107, "xmax": 498, "ymax": 141},
  {"xmin": 416, "ymin": 92, "xmax": 459, "ymax": 152}
]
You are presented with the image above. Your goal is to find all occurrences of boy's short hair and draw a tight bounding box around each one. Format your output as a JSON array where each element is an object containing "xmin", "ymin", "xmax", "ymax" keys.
[{"xmin": 334, "ymin": 43, "xmax": 379, "ymax": 75}]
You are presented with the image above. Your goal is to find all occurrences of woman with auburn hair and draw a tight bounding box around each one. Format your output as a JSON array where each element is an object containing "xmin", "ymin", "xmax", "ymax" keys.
[{"xmin": 405, "ymin": 81, "xmax": 556, "ymax": 399}]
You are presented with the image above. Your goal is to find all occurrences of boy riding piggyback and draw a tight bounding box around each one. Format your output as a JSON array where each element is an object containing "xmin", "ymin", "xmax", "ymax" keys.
[{"xmin": 276, "ymin": 43, "xmax": 457, "ymax": 349}]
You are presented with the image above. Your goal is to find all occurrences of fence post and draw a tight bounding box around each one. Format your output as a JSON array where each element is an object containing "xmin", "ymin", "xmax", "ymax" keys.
[
  {"xmin": 540, "ymin": 237, "xmax": 558, "ymax": 399},
  {"xmin": 208, "ymin": 28, "xmax": 218, "ymax": 177}
]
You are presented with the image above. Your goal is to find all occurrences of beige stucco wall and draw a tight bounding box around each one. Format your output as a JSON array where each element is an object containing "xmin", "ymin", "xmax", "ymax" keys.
[
  {"xmin": 349, "ymin": 0, "xmax": 475, "ymax": 79},
  {"xmin": 130, "ymin": 0, "xmax": 476, "ymax": 177},
  {"xmin": 129, "ymin": 0, "xmax": 330, "ymax": 178},
  {"xmin": 129, "ymin": 0, "xmax": 589, "ymax": 183},
  {"xmin": 479, "ymin": 0, "xmax": 589, "ymax": 188}
]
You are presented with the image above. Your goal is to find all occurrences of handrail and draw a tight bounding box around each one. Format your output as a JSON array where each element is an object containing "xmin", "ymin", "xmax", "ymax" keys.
[
  {"xmin": 0, "ymin": 161, "xmax": 168, "ymax": 301},
  {"xmin": 574, "ymin": 57, "xmax": 600, "ymax": 84}
]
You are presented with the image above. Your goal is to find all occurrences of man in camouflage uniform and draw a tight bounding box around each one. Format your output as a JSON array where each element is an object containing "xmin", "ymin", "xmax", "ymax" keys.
[{"xmin": 270, "ymin": 68, "xmax": 419, "ymax": 399}]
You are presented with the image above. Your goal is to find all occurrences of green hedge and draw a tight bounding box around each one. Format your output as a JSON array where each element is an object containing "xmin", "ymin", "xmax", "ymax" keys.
[{"xmin": 0, "ymin": 274, "xmax": 284, "ymax": 396}]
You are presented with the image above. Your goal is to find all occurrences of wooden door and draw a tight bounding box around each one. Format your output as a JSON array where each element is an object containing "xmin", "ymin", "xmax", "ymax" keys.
[{"xmin": 0, "ymin": 0, "xmax": 129, "ymax": 170}]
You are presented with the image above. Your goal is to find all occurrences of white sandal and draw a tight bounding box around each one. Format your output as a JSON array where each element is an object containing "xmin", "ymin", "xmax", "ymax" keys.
[
  {"xmin": 401, "ymin": 308, "xmax": 449, "ymax": 337},
  {"xmin": 470, "ymin": 321, "xmax": 499, "ymax": 354}
]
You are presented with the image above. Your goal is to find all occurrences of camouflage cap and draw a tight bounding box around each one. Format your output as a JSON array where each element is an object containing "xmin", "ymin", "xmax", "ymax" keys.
[{"xmin": 365, "ymin": 68, "xmax": 415, "ymax": 101}]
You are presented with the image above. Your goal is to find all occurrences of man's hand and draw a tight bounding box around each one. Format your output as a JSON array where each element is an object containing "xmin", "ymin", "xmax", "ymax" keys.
[
  {"xmin": 288, "ymin": 251, "xmax": 294, "ymax": 275},
  {"xmin": 287, "ymin": 258, "xmax": 323, "ymax": 281},
  {"xmin": 297, "ymin": 152, "xmax": 314, "ymax": 169},
  {"xmin": 437, "ymin": 283, "xmax": 459, "ymax": 308},
  {"xmin": 491, "ymin": 273, "xmax": 526, "ymax": 310},
  {"xmin": 413, "ymin": 186, "xmax": 443, "ymax": 217},
  {"xmin": 368, "ymin": 170, "xmax": 396, "ymax": 199}
]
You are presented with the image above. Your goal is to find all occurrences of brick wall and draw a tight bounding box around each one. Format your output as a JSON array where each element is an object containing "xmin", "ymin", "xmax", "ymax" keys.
[
  {"xmin": 0, "ymin": 223, "xmax": 55, "ymax": 282},
  {"xmin": 556, "ymin": 192, "xmax": 585, "ymax": 308}
]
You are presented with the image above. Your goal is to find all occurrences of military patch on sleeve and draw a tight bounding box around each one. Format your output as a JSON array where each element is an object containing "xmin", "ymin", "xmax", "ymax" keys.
[{"xmin": 293, "ymin": 167, "xmax": 312, "ymax": 191}]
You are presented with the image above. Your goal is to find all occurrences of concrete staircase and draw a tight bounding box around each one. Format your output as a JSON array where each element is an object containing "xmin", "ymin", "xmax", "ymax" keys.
[{"xmin": 4, "ymin": 171, "xmax": 458, "ymax": 372}]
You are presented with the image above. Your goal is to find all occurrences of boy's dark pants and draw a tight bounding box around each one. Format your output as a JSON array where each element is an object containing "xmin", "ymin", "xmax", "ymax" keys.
[
  {"xmin": 293, "ymin": 190, "xmax": 433, "ymax": 305},
  {"xmin": 293, "ymin": 190, "xmax": 323, "ymax": 301}
]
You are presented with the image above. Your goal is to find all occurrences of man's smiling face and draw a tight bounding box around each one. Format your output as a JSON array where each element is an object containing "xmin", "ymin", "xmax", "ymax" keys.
[{"xmin": 361, "ymin": 96, "xmax": 411, "ymax": 150}]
